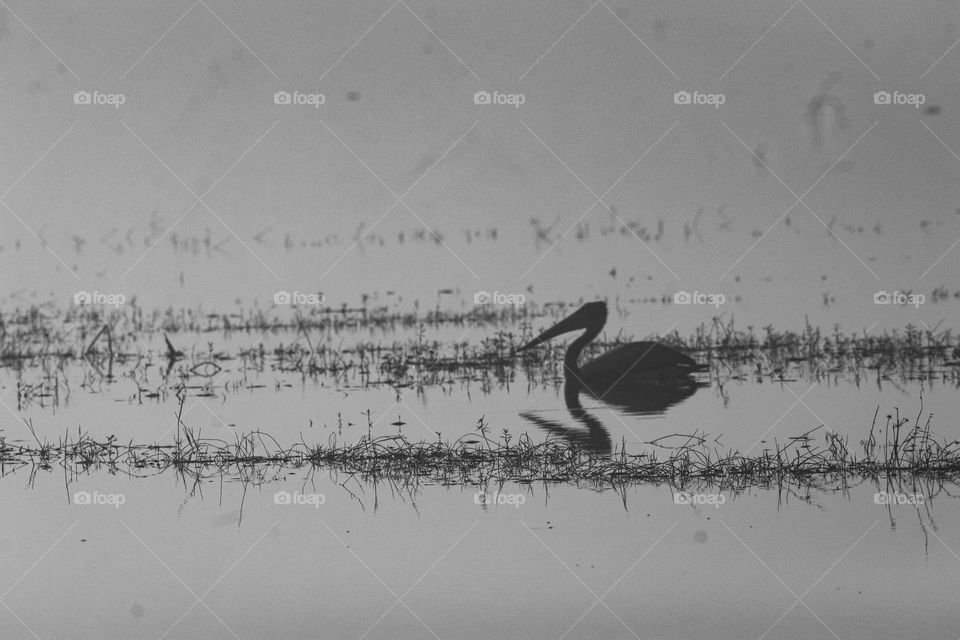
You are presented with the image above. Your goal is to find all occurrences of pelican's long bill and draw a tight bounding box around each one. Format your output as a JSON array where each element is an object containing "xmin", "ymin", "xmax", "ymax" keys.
[{"xmin": 518, "ymin": 305, "xmax": 595, "ymax": 351}]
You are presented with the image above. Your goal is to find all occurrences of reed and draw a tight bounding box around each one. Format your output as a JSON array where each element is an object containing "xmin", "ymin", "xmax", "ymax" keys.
[{"xmin": 2, "ymin": 400, "xmax": 957, "ymax": 488}]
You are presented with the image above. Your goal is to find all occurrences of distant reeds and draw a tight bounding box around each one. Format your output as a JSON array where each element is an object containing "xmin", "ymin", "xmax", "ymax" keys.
[{"xmin": 1, "ymin": 303, "xmax": 957, "ymax": 394}]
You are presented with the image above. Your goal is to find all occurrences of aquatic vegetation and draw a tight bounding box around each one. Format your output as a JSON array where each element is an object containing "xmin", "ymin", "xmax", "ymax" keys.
[
  {"xmin": 0, "ymin": 301, "xmax": 957, "ymax": 419},
  {"xmin": 2, "ymin": 398, "xmax": 957, "ymax": 490},
  {"xmin": 2, "ymin": 301, "xmax": 957, "ymax": 372}
]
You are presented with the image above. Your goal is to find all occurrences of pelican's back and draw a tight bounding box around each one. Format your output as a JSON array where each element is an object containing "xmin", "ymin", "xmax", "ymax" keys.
[{"xmin": 580, "ymin": 341, "xmax": 699, "ymax": 382}]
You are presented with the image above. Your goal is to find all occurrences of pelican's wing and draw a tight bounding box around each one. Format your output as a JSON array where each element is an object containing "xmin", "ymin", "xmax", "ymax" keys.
[{"xmin": 581, "ymin": 342, "xmax": 699, "ymax": 379}]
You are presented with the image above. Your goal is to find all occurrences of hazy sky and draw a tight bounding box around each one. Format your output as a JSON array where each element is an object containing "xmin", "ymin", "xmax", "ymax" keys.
[{"xmin": 2, "ymin": 0, "xmax": 960, "ymax": 329}]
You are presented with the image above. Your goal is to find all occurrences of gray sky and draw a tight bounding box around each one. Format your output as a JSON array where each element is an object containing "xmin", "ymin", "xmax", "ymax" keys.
[{"xmin": 2, "ymin": 0, "xmax": 959, "ymax": 329}]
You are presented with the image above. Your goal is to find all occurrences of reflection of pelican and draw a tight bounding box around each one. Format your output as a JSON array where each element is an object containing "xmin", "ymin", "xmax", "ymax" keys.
[
  {"xmin": 520, "ymin": 384, "xmax": 613, "ymax": 453},
  {"xmin": 520, "ymin": 378, "xmax": 702, "ymax": 453},
  {"xmin": 519, "ymin": 302, "xmax": 703, "ymax": 399},
  {"xmin": 565, "ymin": 377, "xmax": 702, "ymax": 416}
]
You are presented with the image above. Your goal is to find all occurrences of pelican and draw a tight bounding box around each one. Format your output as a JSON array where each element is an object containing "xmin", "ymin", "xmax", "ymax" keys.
[{"xmin": 518, "ymin": 302, "xmax": 703, "ymax": 394}]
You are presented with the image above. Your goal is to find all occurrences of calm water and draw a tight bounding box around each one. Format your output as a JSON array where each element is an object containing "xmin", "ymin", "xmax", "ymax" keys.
[
  {"xmin": 1, "ymin": 316, "xmax": 958, "ymax": 638},
  {"xmin": 4, "ymin": 0, "xmax": 960, "ymax": 631},
  {"xmin": 5, "ymin": 318, "xmax": 958, "ymax": 454},
  {"xmin": 2, "ymin": 472, "xmax": 956, "ymax": 639}
]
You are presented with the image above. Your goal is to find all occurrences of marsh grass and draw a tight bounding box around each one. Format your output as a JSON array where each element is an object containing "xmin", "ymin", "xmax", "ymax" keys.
[
  {"xmin": 0, "ymin": 303, "xmax": 957, "ymax": 494},
  {"xmin": 2, "ymin": 397, "xmax": 957, "ymax": 490},
  {"xmin": 0, "ymin": 301, "xmax": 957, "ymax": 382},
  {"xmin": 2, "ymin": 302, "xmax": 957, "ymax": 410}
]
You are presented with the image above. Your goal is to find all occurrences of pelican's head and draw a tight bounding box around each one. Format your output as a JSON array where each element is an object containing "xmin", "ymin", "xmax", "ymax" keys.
[{"xmin": 518, "ymin": 301, "xmax": 607, "ymax": 351}]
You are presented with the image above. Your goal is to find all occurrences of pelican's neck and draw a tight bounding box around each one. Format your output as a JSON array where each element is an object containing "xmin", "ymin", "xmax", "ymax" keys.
[{"xmin": 564, "ymin": 324, "xmax": 601, "ymax": 379}]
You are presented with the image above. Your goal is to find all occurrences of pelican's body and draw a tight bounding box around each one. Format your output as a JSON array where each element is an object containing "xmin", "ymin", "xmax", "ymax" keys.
[
  {"xmin": 519, "ymin": 302, "xmax": 702, "ymax": 395},
  {"xmin": 578, "ymin": 341, "xmax": 699, "ymax": 382}
]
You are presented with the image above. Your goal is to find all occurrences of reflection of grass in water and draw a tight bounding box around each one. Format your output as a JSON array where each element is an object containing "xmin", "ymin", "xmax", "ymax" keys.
[{"xmin": 3, "ymin": 399, "xmax": 958, "ymax": 488}]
